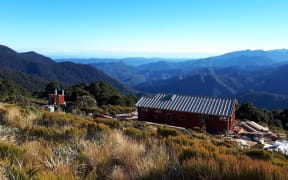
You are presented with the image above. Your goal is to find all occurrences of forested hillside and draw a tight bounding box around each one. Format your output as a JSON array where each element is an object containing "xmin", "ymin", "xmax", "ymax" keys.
[{"xmin": 0, "ymin": 45, "xmax": 130, "ymax": 93}]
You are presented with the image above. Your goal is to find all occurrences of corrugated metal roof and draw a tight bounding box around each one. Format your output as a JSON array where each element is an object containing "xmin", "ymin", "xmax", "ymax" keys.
[{"xmin": 136, "ymin": 93, "xmax": 237, "ymax": 117}]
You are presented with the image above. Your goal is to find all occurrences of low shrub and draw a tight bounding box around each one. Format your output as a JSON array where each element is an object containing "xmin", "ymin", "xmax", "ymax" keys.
[
  {"xmin": 22, "ymin": 141, "xmax": 53, "ymax": 168},
  {"xmin": 182, "ymin": 158, "xmax": 222, "ymax": 179},
  {"xmin": 132, "ymin": 121, "xmax": 149, "ymax": 130},
  {"xmin": 80, "ymin": 106, "xmax": 104, "ymax": 114},
  {"xmin": 75, "ymin": 152, "xmax": 93, "ymax": 178},
  {"xmin": 39, "ymin": 112, "xmax": 89, "ymax": 129},
  {"xmin": 0, "ymin": 108, "xmax": 9, "ymax": 124},
  {"xmin": 211, "ymin": 138, "xmax": 234, "ymax": 148},
  {"xmin": 40, "ymin": 112, "xmax": 73, "ymax": 128},
  {"xmin": 3, "ymin": 166, "xmax": 29, "ymax": 180},
  {"xmin": 272, "ymin": 157, "xmax": 288, "ymax": 166},
  {"xmin": 101, "ymin": 105, "xmax": 136, "ymax": 115},
  {"xmin": 190, "ymin": 131, "xmax": 208, "ymax": 140},
  {"xmin": 124, "ymin": 127, "xmax": 146, "ymax": 140},
  {"xmin": 86, "ymin": 122, "xmax": 110, "ymax": 140},
  {"xmin": 170, "ymin": 135, "xmax": 195, "ymax": 146},
  {"xmin": 94, "ymin": 118, "xmax": 122, "ymax": 128},
  {"xmin": 271, "ymin": 151, "xmax": 288, "ymax": 161},
  {"xmin": 179, "ymin": 147, "xmax": 209, "ymax": 162},
  {"xmin": 157, "ymin": 126, "xmax": 180, "ymax": 137},
  {"xmin": 64, "ymin": 127, "xmax": 85, "ymax": 142},
  {"xmin": 182, "ymin": 154, "xmax": 288, "ymax": 179},
  {"xmin": 252, "ymin": 143, "xmax": 265, "ymax": 149},
  {"xmin": 179, "ymin": 148, "xmax": 198, "ymax": 162},
  {"xmin": 0, "ymin": 141, "xmax": 26, "ymax": 163},
  {"xmin": 3, "ymin": 166, "xmax": 41, "ymax": 180},
  {"xmin": 28, "ymin": 126, "xmax": 65, "ymax": 142},
  {"xmin": 245, "ymin": 149, "xmax": 272, "ymax": 161}
]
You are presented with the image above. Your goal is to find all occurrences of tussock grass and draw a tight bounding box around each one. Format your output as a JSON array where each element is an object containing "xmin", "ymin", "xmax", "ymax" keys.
[
  {"xmin": 101, "ymin": 105, "xmax": 136, "ymax": 115},
  {"xmin": 157, "ymin": 126, "xmax": 180, "ymax": 137},
  {"xmin": 124, "ymin": 127, "xmax": 156, "ymax": 141},
  {"xmin": 0, "ymin": 102, "xmax": 288, "ymax": 179},
  {"xmin": 0, "ymin": 103, "xmax": 38, "ymax": 129},
  {"xmin": 0, "ymin": 141, "xmax": 25, "ymax": 163},
  {"xmin": 182, "ymin": 155, "xmax": 288, "ymax": 180},
  {"xmin": 94, "ymin": 117, "xmax": 122, "ymax": 128},
  {"xmin": 77, "ymin": 130, "xmax": 171, "ymax": 179}
]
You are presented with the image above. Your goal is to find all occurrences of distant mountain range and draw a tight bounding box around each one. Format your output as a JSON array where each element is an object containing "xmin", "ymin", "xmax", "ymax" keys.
[
  {"xmin": 137, "ymin": 49, "xmax": 288, "ymax": 71},
  {"xmin": 134, "ymin": 65, "xmax": 288, "ymax": 107},
  {"xmin": 56, "ymin": 57, "xmax": 183, "ymax": 66},
  {"xmin": 90, "ymin": 49, "xmax": 288, "ymax": 86},
  {"xmin": 90, "ymin": 49, "xmax": 288, "ymax": 109},
  {"xmin": 89, "ymin": 61, "xmax": 183, "ymax": 87},
  {"xmin": 1, "ymin": 44, "xmax": 288, "ymax": 109},
  {"xmin": 0, "ymin": 45, "xmax": 129, "ymax": 93}
]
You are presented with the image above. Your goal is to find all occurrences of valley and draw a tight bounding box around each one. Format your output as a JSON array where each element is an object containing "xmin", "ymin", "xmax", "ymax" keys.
[{"xmin": 87, "ymin": 49, "xmax": 288, "ymax": 109}]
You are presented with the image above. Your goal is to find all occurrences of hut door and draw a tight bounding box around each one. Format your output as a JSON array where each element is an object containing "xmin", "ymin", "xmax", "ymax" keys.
[{"xmin": 199, "ymin": 115, "xmax": 206, "ymax": 129}]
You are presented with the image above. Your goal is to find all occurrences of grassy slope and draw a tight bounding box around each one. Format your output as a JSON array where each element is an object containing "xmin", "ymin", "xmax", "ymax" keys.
[{"xmin": 0, "ymin": 103, "xmax": 287, "ymax": 179}]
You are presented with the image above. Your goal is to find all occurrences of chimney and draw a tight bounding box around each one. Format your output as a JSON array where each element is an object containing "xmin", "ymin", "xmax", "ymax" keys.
[
  {"xmin": 62, "ymin": 89, "xmax": 64, "ymax": 96},
  {"xmin": 55, "ymin": 89, "xmax": 57, "ymax": 95}
]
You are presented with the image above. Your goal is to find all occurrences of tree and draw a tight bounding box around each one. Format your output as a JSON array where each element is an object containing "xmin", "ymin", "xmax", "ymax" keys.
[
  {"xmin": 109, "ymin": 95, "xmax": 125, "ymax": 105},
  {"xmin": 125, "ymin": 95, "xmax": 138, "ymax": 106},
  {"xmin": 236, "ymin": 102, "xmax": 256, "ymax": 120},
  {"xmin": 75, "ymin": 95, "xmax": 97, "ymax": 108},
  {"xmin": 63, "ymin": 81, "xmax": 138, "ymax": 107},
  {"xmin": 43, "ymin": 81, "xmax": 61, "ymax": 98},
  {"xmin": 236, "ymin": 102, "xmax": 287, "ymax": 129},
  {"xmin": 89, "ymin": 81, "xmax": 121, "ymax": 105}
]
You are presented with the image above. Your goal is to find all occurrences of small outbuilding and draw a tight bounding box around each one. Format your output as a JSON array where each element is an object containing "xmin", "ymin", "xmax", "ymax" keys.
[
  {"xmin": 48, "ymin": 89, "xmax": 66, "ymax": 106},
  {"xmin": 136, "ymin": 93, "xmax": 238, "ymax": 132}
]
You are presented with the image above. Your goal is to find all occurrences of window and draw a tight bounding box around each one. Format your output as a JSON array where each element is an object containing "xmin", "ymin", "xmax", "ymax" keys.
[
  {"xmin": 219, "ymin": 116, "xmax": 228, "ymax": 121},
  {"xmin": 178, "ymin": 115, "xmax": 185, "ymax": 121},
  {"xmin": 166, "ymin": 113, "xmax": 173, "ymax": 121}
]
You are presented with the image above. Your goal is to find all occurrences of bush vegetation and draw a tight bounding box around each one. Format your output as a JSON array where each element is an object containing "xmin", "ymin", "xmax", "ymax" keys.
[
  {"xmin": 64, "ymin": 81, "xmax": 138, "ymax": 107},
  {"xmin": 0, "ymin": 141, "xmax": 26, "ymax": 163},
  {"xmin": 0, "ymin": 102, "xmax": 288, "ymax": 179},
  {"xmin": 94, "ymin": 117, "xmax": 122, "ymax": 128},
  {"xmin": 237, "ymin": 102, "xmax": 288, "ymax": 131},
  {"xmin": 245, "ymin": 149, "xmax": 272, "ymax": 161},
  {"xmin": 157, "ymin": 126, "xmax": 180, "ymax": 137}
]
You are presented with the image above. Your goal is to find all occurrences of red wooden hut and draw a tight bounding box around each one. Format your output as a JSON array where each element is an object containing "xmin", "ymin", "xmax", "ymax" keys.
[{"xmin": 136, "ymin": 94, "xmax": 238, "ymax": 132}]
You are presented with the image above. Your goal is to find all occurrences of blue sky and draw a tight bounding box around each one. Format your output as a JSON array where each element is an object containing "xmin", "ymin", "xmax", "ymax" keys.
[{"xmin": 0, "ymin": 0, "xmax": 287, "ymax": 58}]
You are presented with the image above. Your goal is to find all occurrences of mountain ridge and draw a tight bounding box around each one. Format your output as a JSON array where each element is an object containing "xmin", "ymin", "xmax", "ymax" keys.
[{"xmin": 0, "ymin": 44, "xmax": 130, "ymax": 93}]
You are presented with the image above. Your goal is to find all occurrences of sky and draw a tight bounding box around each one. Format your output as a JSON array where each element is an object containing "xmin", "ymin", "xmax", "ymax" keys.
[{"xmin": 0, "ymin": 0, "xmax": 288, "ymax": 58}]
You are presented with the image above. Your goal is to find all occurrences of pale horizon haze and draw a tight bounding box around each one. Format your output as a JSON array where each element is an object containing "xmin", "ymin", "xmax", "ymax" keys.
[{"xmin": 0, "ymin": 0, "xmax": 287, "ymax": 58}]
